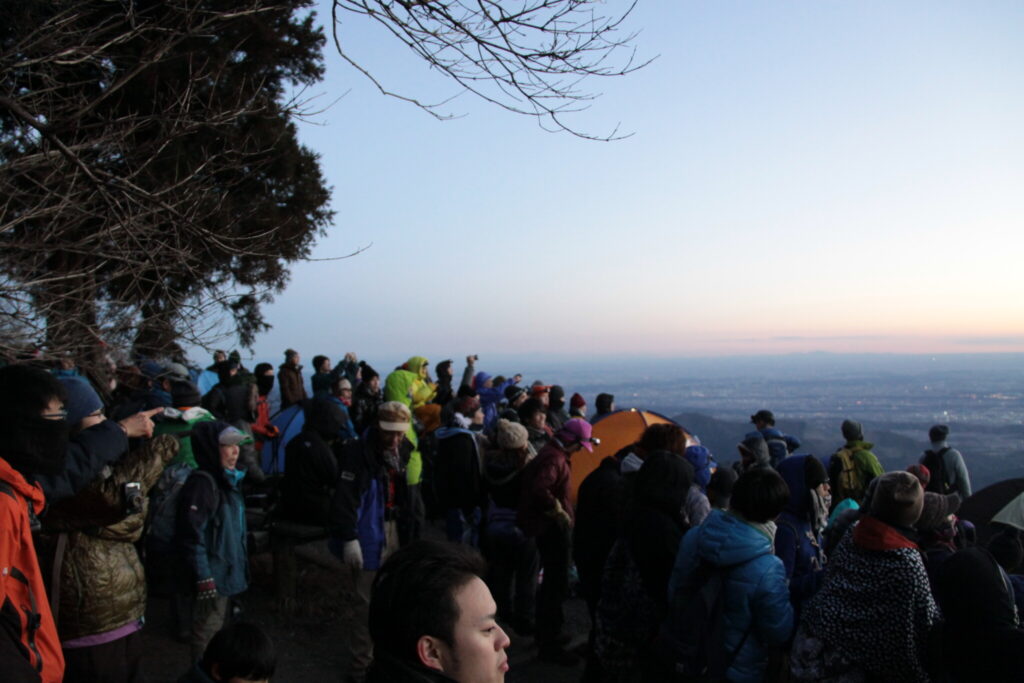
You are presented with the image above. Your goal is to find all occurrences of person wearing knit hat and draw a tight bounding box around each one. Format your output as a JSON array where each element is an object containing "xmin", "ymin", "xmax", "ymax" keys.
[
  {"xmin": 827, "ymin": 419, "xmax": 884, "ymax": 508},
  {"xmin": 569, "ymin": 392, "xmax": 587, "ymax": 420},
  {"xmin": 504, "ymin": 384, "xmax": 527, "ymax": 410},
  {"xmin": 546, "ymin": 385, "xmax": 570, "ymax": 432},
  {"xmin": 329, "ymin": 399, "xmax": 414, "ymax": 682},
  {"xmin": 496, "ymin": 419, "xmax": 529, "ymax": 452},
  {"xmin": 920, "ymin": 423, "xmax": 972, "ymax": 498},
  {"xmin": 791, "ymin": 469, "xmax": 939, "ymax": 682},
  {"xmin": 916, "ymin": 491, "xmax": 962, "ymax": 591},
  {"xmin": 906, "ymin": 463, "xmax": 931, "ymax": 489},
  {"xmin": 58, "ymin": 377, "xmax": 104, "ymax": 428},
  {"xmin": 869, "ymin": 471, "xmax": 925, "ymax": 529},
  {"xmin": 518, "ymin": 416, "xmax": 595, "ymax": 664},
  {"xmin": 350, "ymin": 362, "xmax": 382, "ymax": 435}
]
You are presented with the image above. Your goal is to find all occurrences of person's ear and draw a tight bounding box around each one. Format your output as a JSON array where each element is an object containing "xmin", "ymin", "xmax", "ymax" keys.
[{"xmin": 417, "ymin": 635, "xmax": 447, "ymax": 671}]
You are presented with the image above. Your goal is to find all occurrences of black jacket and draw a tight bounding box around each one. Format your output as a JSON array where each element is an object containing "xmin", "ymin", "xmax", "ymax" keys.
[
  {"xmin": 281, "ymin": 430, "xmax": 339, "ymax": 526},
  {"xmin": 201, "ymin": 380, "xmax": 255, "ymax": 424},
  {"xmin": 433, "ymin": 428, "xmax": 484, "ymax": 511},
  {"xmin": 573, "ymin": 455, "xmax": 627, "ymax": 604},
  {"xmin": 34, "ymin": 419, "xmax": 129, "ymax": 506},
  {"xmin": 350, "ymin": 383, "xmax": 382, "ymax": 436}
]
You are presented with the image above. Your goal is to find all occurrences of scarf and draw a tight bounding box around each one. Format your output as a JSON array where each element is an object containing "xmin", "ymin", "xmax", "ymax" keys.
[
  {"xmin": 1, "ymin": 415, "xmax": 71, "ymax": 476},
  {"xmin": 223, "ymin": 468, "xmax": 246, "ymax": 488},
  {"xmin": 810, "ymin": 488, "xmax": 831, "ymax": 536}
]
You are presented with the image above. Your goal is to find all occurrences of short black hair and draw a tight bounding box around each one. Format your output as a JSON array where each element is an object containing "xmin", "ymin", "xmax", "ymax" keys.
[
  {"xmin": 313, "ymin": 355, "xmax": 329, "ymax": 372},
  {"xmin": 517, "ymin": 397, "xmax": 545, "ymax": 423},
  {"xmin": 254, "ymin": 362, "xmax": 273, "ymax": 377},
  {"xmin": 0, "ymin": 364, "xmax": 65, "ymax": 419},
  {"xmin": 731, "ymin": 468, "xmax": 790, "ymax": 523},
  {"xmin": 595, "ymin": 393, "xmax": 615, "ymax": 414},
  {"xmin": 369, "ymin": 540, "xmax": 487, "ymax": 664},
  {"xmin": 200, "ymin": 621, "xmax": 276, "ymax": 680}
]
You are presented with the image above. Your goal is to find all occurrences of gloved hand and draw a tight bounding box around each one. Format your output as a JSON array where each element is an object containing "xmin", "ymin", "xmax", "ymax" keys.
[
  {"xmin": 195, "ymin": 578, "xmax": 218, "ymax": 618},
  {"xmin": 342, "ymin": 540, "xmax": 364, "ymax": 571},
  {"xmin": 547, "ymin": 500, "xmax": 572, "ymax": 531}
]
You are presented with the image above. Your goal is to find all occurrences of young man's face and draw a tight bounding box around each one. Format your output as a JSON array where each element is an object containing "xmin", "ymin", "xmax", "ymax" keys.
[
  {"xmin": 439, "ymin": 577, "xmax": 510, "ymax": 683},
  {"xmin": 367, "ymin": 376, "xmax": 380, "ymax": 393}
]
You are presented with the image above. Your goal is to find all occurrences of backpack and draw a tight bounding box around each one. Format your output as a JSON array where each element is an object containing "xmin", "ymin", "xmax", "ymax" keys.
[
  {"xmin": 921, "ymin": 447, "xmax": 951, "ymax": 494},
  {"xmin": 146, "ymin": 464, "xmax": 215, "ymax": 556},
  {"xmin": 831, "ymin": 448, "xmax": 865, "ymax": 503},
  {"xmin": 655, "ymin": 560, "xmax": 752, "ymax": 681},
  {"xmin": 594, "ymin": 539, "xmax": 659, "ymax": 672},
  {"xmin": 764, "ymin": 435, "xmax": 789, "ymax": 469}
]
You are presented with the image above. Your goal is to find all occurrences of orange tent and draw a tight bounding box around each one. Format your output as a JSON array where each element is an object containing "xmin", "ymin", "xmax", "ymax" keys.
[{"xmin": 569, "ymin": 409, "xmax": 690, "ymax": 504}]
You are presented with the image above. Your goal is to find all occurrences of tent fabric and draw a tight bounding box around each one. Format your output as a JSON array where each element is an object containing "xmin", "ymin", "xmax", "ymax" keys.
[
  {"xmin": 992, "ymin": 492, "xmax": 1024, "ymax": 534},
  {"xmin": 568, "ymin": 409, "xmax": 687, "ymax": 505},
  {"xmin": 197, "ymin": 369, "xmax": 219, "ymax": 397},
  {"xmin": 263, "ymin": 404, "xmax": 305, "ymax": 474},
  {"xmin": 958, "ymin": 478, "xmax": 1024, "ymax": 544}
]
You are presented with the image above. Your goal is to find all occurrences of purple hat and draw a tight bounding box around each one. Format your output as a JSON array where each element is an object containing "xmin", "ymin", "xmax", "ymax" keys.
[{"xmin": 557, "ymin": 418, "xmax": 597, "ymax": 452}]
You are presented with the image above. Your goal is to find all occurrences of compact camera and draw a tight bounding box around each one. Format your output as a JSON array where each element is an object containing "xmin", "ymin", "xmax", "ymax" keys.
[{"xmin": 123, "ymin": 482, "xmax": 144, "ymax": 516}]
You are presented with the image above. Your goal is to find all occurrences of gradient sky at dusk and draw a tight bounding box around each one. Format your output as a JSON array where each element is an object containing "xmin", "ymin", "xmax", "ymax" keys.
[{"xmin": 234, "ymin": 1, "xmax": 1024, "ymax": 363}]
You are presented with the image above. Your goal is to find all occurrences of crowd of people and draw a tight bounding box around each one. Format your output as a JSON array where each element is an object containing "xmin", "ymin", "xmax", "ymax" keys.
[{"xmin": 0, "ymin": 348, "xmax": 1021, "ymax": 683}]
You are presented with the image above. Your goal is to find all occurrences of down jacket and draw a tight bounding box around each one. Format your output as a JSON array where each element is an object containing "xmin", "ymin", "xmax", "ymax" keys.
[
  {"xmin": 40, "ymin": 435, "xmax": 178, "ymax": 640},
  {"xmin": 668, "ymin": 510, "xmax": 794, "ymax": 683}
]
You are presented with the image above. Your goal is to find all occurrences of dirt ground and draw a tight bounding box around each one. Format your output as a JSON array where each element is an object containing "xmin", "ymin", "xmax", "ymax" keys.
[{"xmin": 139, "ymin": 520, "xmax": 590, "ymax": 683}]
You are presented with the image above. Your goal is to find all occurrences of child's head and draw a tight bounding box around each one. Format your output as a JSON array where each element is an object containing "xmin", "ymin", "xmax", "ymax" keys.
[{"xmin": 201, "ymin": 622, "xmax": 276, "ymax": 683}]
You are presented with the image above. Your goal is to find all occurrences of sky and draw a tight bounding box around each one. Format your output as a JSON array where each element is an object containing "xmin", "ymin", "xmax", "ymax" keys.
[{"xmin": 227, "ymin": 1, "xmax": 1024, "ymax": 367}]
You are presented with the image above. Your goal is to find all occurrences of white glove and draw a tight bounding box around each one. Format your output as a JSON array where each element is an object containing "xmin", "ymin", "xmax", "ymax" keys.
[{"xmin": 342, "ymin": 540, "xmax": 364, "ymax": 571}]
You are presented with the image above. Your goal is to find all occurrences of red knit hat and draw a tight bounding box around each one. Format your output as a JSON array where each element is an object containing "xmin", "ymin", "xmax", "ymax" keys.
[{"xmin": 570, "ymin": 392, "xmax": 586, "ymax": 409}]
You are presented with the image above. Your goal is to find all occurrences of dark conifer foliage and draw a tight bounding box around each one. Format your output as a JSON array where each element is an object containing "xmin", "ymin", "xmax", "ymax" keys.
[{"xmin": 0, "ymin": 0, "xmax": 333, "ymax": 365}]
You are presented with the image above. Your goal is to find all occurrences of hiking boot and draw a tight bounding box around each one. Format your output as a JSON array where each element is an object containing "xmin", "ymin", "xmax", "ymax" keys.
[{"xmin": 537, "ymin": 645, "xmax": 580, "ymax": 666}]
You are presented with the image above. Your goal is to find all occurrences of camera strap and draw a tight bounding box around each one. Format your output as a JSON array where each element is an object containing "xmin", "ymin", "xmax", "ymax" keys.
[{"xmin": 48, "ymin": 532, "xmax": 68, "ymax": 625}]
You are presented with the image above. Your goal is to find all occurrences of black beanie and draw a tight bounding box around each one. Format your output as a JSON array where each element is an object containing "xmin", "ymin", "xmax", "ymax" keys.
[{"xmin": 171, "ymin": 380, "xmax": 202, "ymax": 407}]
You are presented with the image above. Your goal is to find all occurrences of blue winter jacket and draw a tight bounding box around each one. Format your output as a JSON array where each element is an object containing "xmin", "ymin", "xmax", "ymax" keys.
[
  {"xmin": 473, "ymin": 372, "xmax": 515, "ymax": 428},
  {"xmin": 669, "ymin": 510, "xmax": 794, "ymax": 683},
  {"xmin": 774, "ymin": 455, "xmax": 826, "ymax": 609}
]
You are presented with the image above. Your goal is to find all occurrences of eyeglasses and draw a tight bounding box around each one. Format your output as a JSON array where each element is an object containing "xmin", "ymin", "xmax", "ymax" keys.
[{"xmin": 42, "ymin": 409, "xmax": 68, "ymax": 420}]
